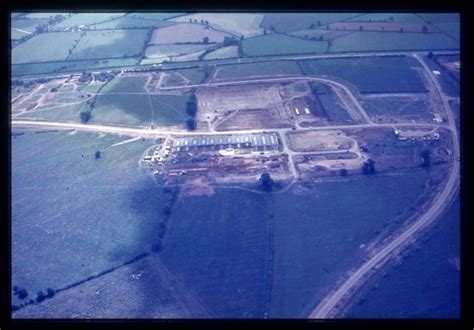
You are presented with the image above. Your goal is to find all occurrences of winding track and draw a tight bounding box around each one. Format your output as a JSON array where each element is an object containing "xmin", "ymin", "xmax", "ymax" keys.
[{"xmin": 308, "ymin": 53, "xmax": 460, "ymax": 319}]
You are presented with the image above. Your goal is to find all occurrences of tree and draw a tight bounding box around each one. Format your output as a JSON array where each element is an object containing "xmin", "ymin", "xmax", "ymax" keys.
[
  {"xmin": 304, "ymin": 34, "xmax": 308, "ymax": 39},
  {"xmin": 79, "ymin": 111, "xmax": 91, "ymax": 123},
  {"xmin": 186, "ymin": 118, "xmax": 196, "ymax": 130},
  {"xmin": 17, "ymin": 288, "xmax": 28, "ymax": 300},
  {"xmin": 422, "ymin": 25, "xmax": 428, "ymax": 33},
  {"xmin": 202, "ymin": 36, "xmax": 209, "ymax": 44},
  {"xmin": 316, "ymin": 20, "xmax": 321, "ymax": 26},
  {"xmin": 263, "ymin": 29, "xmax": 267, "ymax": 35},
  {"xmin": 362, "ymin": 159, "xmax": 376, "ymax": 174},
  {"xmin": 95, "ymin": 150, "xmax": 101, "ymax": 159},
  {"xmin": 189, "ymin": 18, "xmax": 192, "ymax": 23},
  {"xmin": 339, "ymin": 168, "xmax": 348, "ymax": 176},
  {"xmin": 420, "ymin": 149, "xmax": 431, "ymax": 167},
  {"xmin": 35, "ymin": 291, "xmax": 46, "ymax": 303},
  {"xmin": 427, "ymin": 51, "xmax": 434, "ymax": 58},
  {"xmin": 400, "ymin": 27, "xmax": 404, "ymax": 33},
  {"xmin": 359, "ymin": 25, "xmax": 363, "ymax": 31},
  {"xmin": 310, "ymin": 23, "xmax": 315, "ymax": 29},
  {"xmin": 186, "ymin": 101, "xmax": 197, "ymax": 117},
  {"xmin": 259, "ymin": 172, "xmax": 274, "ymax": 191},
  {"xmin": 200, "ymin": 19, "xmax": 204, "ymax": 24},
  {"xmin": 46, "ymin": 288, "xmax": 55, "ymax": 299},
  {"xmin": 205, "ymin": 20, "xmax": 209, "ymax": 25}
]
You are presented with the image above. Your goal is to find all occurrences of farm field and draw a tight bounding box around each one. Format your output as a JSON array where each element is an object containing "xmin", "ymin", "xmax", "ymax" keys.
[
  {"xmin": 299, "ymin": 56, "xmax": 428, "ymax": 93},
  {"xmin": 432, "ymin": 22, "xmax": 460, "ymax": 41},
  {"xmin": 170, "ymin": 13, "xmax": 265, "ymax": 37},
  {"xmin": 149, "ymin": 23, "xmax": 232, "ymax": 44},
  {"xmin": 214, "ymin": 60, "xmax": 302, "ymax": 79},
  {"xmin": 15, "ymin": 102, "xmax": 89, "ymax": 122},
  {"xmin": 101, "ymin": 76, "xmax": 148, "ymax": 93},
  {"xmin": 68, "ymin": 30, "xmax": 149, "ymax": 60},
  {"xmin": 11, "ymin": 130, "xmax": 162, "ymax": 309},
  {"xmin": 260, "ymin": 13, "xmax": 362, "ymax": 33},
  {"xmin": 144, "ymin": 44, "xmax": 213, "ymax": 59},
  {"xmin": 92, "ymin": 93, "xmax": 191, "ymax": 127},
  {"xmin": 347, "ymin": 13, "xmax": 425, "ymax": 23},
  {"xmin": 203, "ymin": 46, "xmax": 239, "ymax": 60},
  {"xmin": 346, "ymin": 196, "xmax": 460, "ymax": 318},
  {"xmin": 328, "ymin": 32, "xmax": 459, "ymax": 53},
  {"xmin": 422, "ymin": 56, "xmax": 460, "ymax": 97},
  {"xmin": 12, "ymin": 58, "xmax": 139, "ymax": 77},
  {"xmin": 242, "ymin": 34, "xmax": 328, "ymax": 57},
  {"xmin": 12, "ymin": 32, "xmax": 81, "ymax": 64},
  {"xmin": 360, "ymin": 98, "xmax": 431, "ymax": 118},
  {"xmin": 129, "ymin": 12, "xmax": 186, "ymax": 21},
  {"xmin": 176, "ymin": 68, "xmax": 207, "ymax": 84},
  {"xmin": 318, "ymin": 93, "xmax": 354, "ymax": 124},
  {"xmin": 11, "ymin": 18, "xmax": 49, "ymax": 33},
  {"xmin": 23, "ymin": 12, "xmax": 70, "ymax": 19},
  {"xmin": 91, "ymin": 16, "xmax": 174, "ymax": 30},
  {"xmin": 53, "ymin": 13, "xmax": 125, "ymax": 28}
]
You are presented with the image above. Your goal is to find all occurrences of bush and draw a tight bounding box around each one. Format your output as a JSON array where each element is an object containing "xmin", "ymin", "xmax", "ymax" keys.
[
  {"xmin": 259, "ymin": 172, "xmax": 274, "ymax": 191},
  {"xmin": 95, "ymin": 150, "xmax": 101, "ymax": 159},
  {"xmin": 17, "ymin": 288, "xmax": 28, "ymax": 300},
  {"xmin": 362, "ymin": 159, "xmax": 376, "ymax": 174},
  {"xmin": 46, "ymin": 288, "xmax": 55, "ymax": 299},
  {"xmin": 79, "ymin": 111, "xmax": 91, "ymax": 123},
  {"xmin": 35, "ymin": 291, "xmax": 46, "ymax": 303}
]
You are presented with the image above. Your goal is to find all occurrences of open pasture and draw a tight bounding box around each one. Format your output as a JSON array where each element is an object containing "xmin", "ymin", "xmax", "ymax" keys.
[
  {"xmin": 144, "ymin": 44, "xmax": 213, "ymax": 59},
  {"xmin": 214, "ymin": 60, "xmax": 302, "ymax": 79},
  {"xmin": 242, "ymin": 33, "xmax": 328, "ymax": 57},
  {"xmin": 149, "ymin": 23, "xmax": 232, "ymax": 44}
]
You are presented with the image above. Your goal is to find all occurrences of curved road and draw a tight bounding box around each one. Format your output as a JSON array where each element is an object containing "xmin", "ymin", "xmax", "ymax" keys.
[{"xmin": 308, "ymin": 53, "xmax": 460, "ymax": 318}]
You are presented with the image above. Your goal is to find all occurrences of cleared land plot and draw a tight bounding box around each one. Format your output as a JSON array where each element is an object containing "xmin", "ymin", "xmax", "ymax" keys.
[
  {"xmin": 91, "ymin": 16, "xmax": 174, "ymax": 29},
  {"xmin": 361, "ymin": 98, "xmax": 431, "ymax": 118},
  {"xmin": 11, "ymin": 18, "xmax": 49, "ymax": 33},
  {"xmin": 92, "ymin": 93, "xmax": 190, "ymax": 127},
  {"xmin": 347, "ymin": 13, "xmax": 425, "ymax": 23},
  {"xmin": 69, "ymin": 30, "xmax": 149, "ymax": 60},
  {"xmin": 12, "ymin": 58, "xmax": 138, "ymax": 76},
  {"xmin": 101, "ymin": 75, "xmax": 148, "ymax": 93},
  {"xmin": 260, "ymin": 13, "xmax": 362, "ymax": 33},
  {"xmin": 12, "ymin": 32, "xmax": 81, "ymax": 64},
  {"xmin": 203, "ymin": 46, "xmax": 238, "ymax": 60},
  {"xmin": 54, "ymin": 13, "xmax": 125, "ymax": 28},
  {"xmin": 329, "ymin": 31, "xmax": 459, "ymax": 52},
  {"xmin": 171, "ymin": 13, "xmax": 265, "ymax": 37},
  {"xmin": 216, "ymin": 108, "xmax": 292, "ymax": 131},
  {"xmin": 326, "ymin": 22, "xmax": 439, "ymax": 33},
  {"xmin": 242, "ymin": 34, "xmax": 328, "ymax": 56},
  {"xmin": 214, "ymin": 60, "xmax": 302, "ymax": 79},
  {"xmin": 129, "ymin": 12, "xmax": 186, "ymax": 20},
  {"xmin": 287, "ymin": 130, "xmax": 353, "ymax": 152},
  {"xmin": 149, "ymin": 23, "xmax": 232, "ymax": 44},
  {"xmin": 145, "ymin": 44, "xmax": 213, "ymax": 59},
  {"xmin": 299, "ymin": 56, "xmax": 428, "ymax": 93}
]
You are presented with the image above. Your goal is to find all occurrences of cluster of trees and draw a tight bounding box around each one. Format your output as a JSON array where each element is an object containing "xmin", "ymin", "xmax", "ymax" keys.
[
  {"xmin": 11, "ymin": 77, "xmax": 51, "ymax": 89},
  {"xmin": 189, "ymin": 18, "xmax": 209, "ymax": 26},
  {"xmin": 362, "ymin": 159, "xmax": 376, "ymax": 174},
  {"xmin": 95, "ymin": 150, "xmax": 102, "ymax": 159},
  {"xmin": 151, "ymin": 186, "xmax": 180, "ymax": 253},
  {"xmin": 12, "ymin": 287, "xmax": 55, "ymax": 312},
  {"xmin": 259, "ymin": 172, "xmax": 275, "ymax": 191},
  {"xmin": 420, "ymin": 149, "xmax": 431, "ymax": 167},
  {"xmin": 185, "ymin": 93, "xmax": 197, "ymax": 130},
  {"xmin": 47, "ymin": 14, "xmax": 65, "ymax": 25}
]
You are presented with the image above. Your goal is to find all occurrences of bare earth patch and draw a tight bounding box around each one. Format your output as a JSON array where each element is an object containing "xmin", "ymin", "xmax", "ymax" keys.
[{"xmin": 182, "ymin": 178, "xmax": 215, "ymax": 197}]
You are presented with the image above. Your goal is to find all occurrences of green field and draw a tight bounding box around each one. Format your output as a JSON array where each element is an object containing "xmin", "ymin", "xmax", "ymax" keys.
[
  {"xmin": 12, "ymin": 32, "xmax": 81, "ymax": 64},
  {"xmin": 68, "ymin": 30, "xmax": 149, "ymax": 60},
  {"xmin": 299, "ymin": 56, "xmax": 428, "ymax": 93},
  {"xmin": 11, "ymin": 18, "xmax": 50, "ymax": 33},
  {"xmin": 176, "ymin": 67, "xmax": 206, "ymax": 84},
  {"xmin": 16, "ymin": 102, "xmax": 89, "ymax": 122},
  {"xmin": 144, "ymin": 44, "xmax": 213, "ymax": 59},
  {"xmin": 129, "ymin": 12, "xmax": 186, "ymax": 21},
  {"xmin": 92, "ymin": 93, "xmax": 191, "ymax": 127},
  {"xmin": 329, "ymin": 31, "xmax": 459, "ymax": 52},
  {"xmin": 92, "ymin": 16, "xmax": 173, "ymax": 30},
  {"xmin": 347, "ymin": 13, "xmax": 425, "ymax": 23},
  {"xmin": 12, "ymin": 58, "xmax": 139, "ymax": 77},
  {"xmin": 215, "ymin": 60, "xmax": 302, "ymax": 79},
  {"xmin": 242, "ymin": 33, "xmax": 328, "ymax": 56},
  {"xmin": 101, "ymin": 76, "xmax": 148, "ymax": 93},
  {"xmin": 260, "ymin": 13, "xmax": 361, "ymax": 33},
  {"xmin": 203, "ymin": 46, "xmax": 239, "ymax": 60},
  {"xmin": 54, "ymin": 13, "xmax": 125, "ymax": 28}
]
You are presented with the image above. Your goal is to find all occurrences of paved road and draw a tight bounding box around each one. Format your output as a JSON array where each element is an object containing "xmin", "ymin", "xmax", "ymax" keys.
[{"xmin": 308, "ymin": 53, "xmax": 460, "ymax": 319}]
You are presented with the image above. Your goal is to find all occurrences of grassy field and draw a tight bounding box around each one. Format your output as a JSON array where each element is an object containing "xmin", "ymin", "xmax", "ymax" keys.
[
  {"xmin": 260, "ymin": 13, "xmax": 361, "ymax": 33},
  {"xmin": 12, "ymin": 32, "xmax": 81, "ymax": 64},
  {"xmin": 215, "ymin": 60, "xmax": 302, "ymax": 79},
  {"xmin": 170, "ymin": 13, "xmax": 265, "ymax": 37},
  {"xmin": 69, "ymin": 30, "xmax": 149, "ymax": 60},
  {"xmin": 11, "ymin": 18, "xmax": 50, "ymax": 33},
  {"xmin": 203, "ymin": 46, "xmax": 239, "ymax": 60},
  {"xmin": 11, "ymin": 130, "xmax": 162, "ymax": 309},
  {"xmin": 15, "ymin": 102, "xmax": 89, "ymax": 122},
  {"xmin": 129, "ymin": 12, "xmax": 186, "ymax": 21},
  {"xmin": 299, "ymin": 56, "xmax": 428, "ymax": 93},
  {"xmin": 91, "ymin": 16, "xmax": 174, "ymax": 30},
  {"xmin": 11, "ymin": 29, "xmax": 30, "ymax": 40},
  {"xmin": 347, "ymin": 13, "xmax": 425, "ymax": 23},
  {"xmin": 53, "ymin": 13, "xmax": 125, "ymax": 28},
  {"xmin": 92, "ymin": 93, "xmax": 191, "ymax": 127},
  {"xmin": 149, "ymin": 23, "xmax": 232, "ymax": 44},
  {"xmin": 242, "ymin": 33, "xmax": 328, "ymax": 56},
  {"xmin": 328, "ymin": 31, "xmax": 459, "ymax": 52},
  {"xmin": 416, "ymin": 13, "xmax": 460, "ymax": 24},
  {"xmin": 23, "ymin": 13, "xmax": 70, "ymax": 19},
  {"xmin": 12, "ymin": 58, "xmax": 139, "ymax": 77},
  {"xmin": 176, "ymin": 67, "xmax": 206, "ymax": 84},
  {"xmin": 144, "ymin": 44, "xmax": 213, "ymax": 59},
  {"xmin": 431, "ymin": 22, "xmax": 460, "ymax": 41},
  {"xmin": 101, "ymin": 76, "xmax": 148, "ymax": 93}
]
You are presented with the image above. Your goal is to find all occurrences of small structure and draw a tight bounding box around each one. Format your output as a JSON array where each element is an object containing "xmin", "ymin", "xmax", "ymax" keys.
[{"xmin": 432, "ymin": 70, "xmax": 441, "ymax": 75}]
